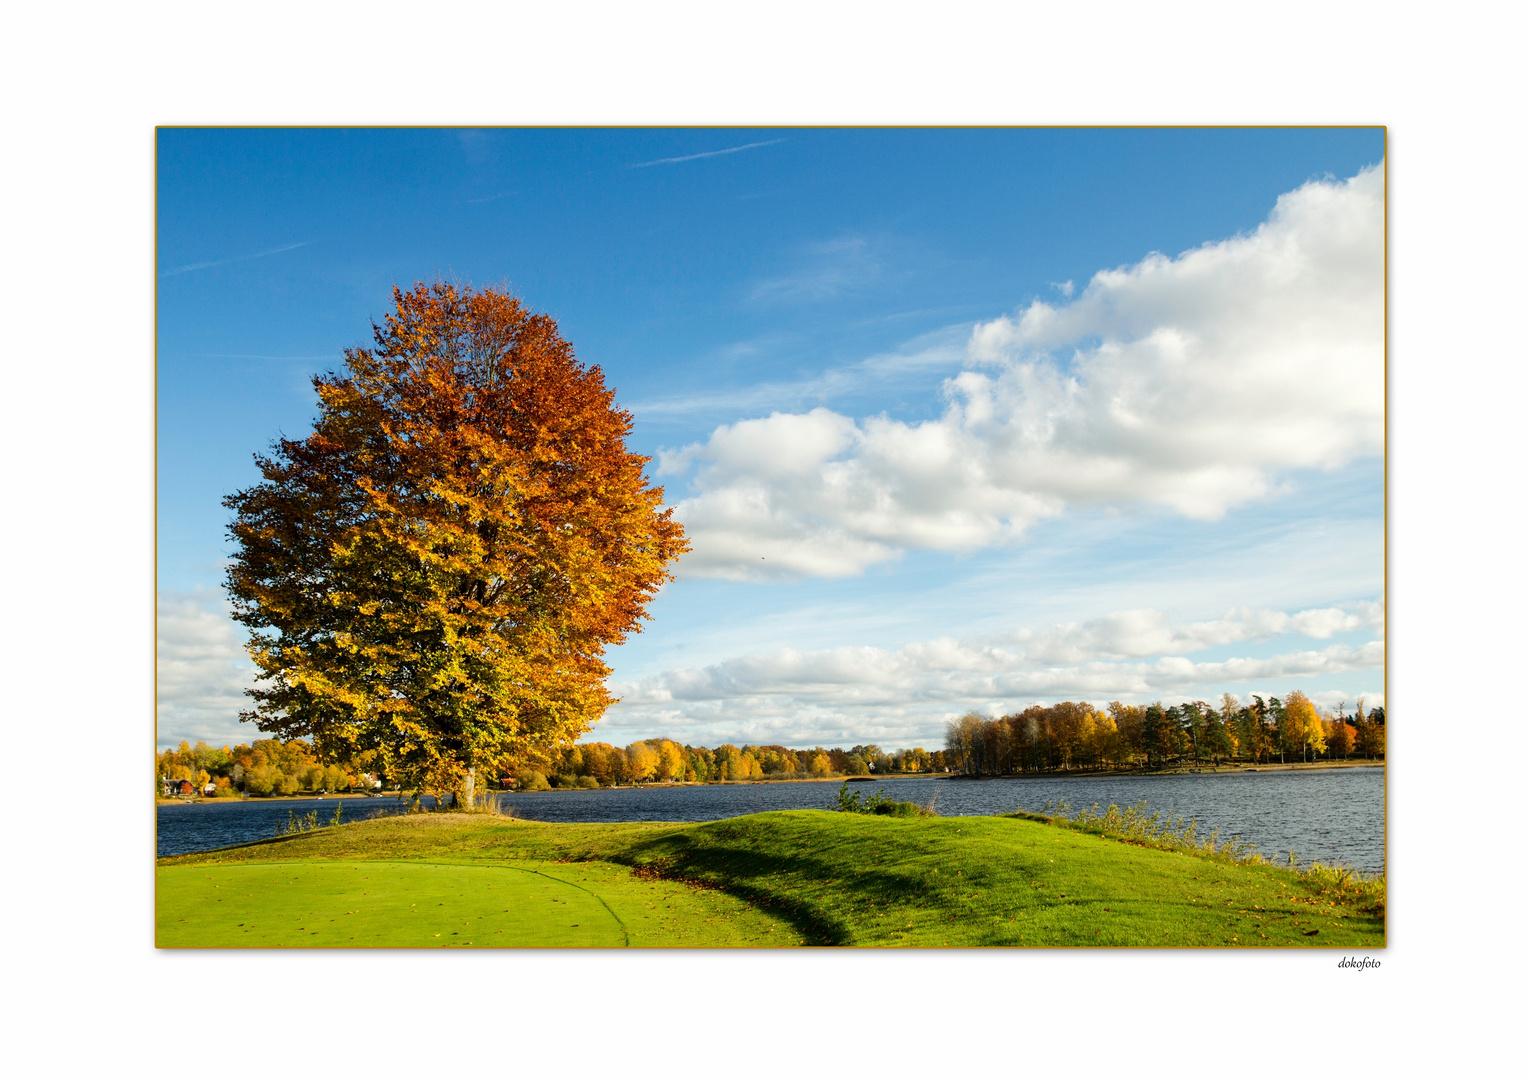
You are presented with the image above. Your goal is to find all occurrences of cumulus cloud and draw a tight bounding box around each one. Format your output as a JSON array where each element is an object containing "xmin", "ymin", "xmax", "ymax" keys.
[
  {"xmin": 156, "ymin": 590, "xmax": 257, "ymax": 747},
  {"xmin": 1018, "ymin": 600, "xmax": 1384, "ymax": 664},
  {"xmin": 154, "ymin": 587, "xmax": 1384, "ymax": 752},
  {"xmin": 666, "ymin": 164, "xmax": 1384, "ymax": 580},
  {"xmin": 602, "ymin": 601, "xmax": 1385, "ymax": 746}
]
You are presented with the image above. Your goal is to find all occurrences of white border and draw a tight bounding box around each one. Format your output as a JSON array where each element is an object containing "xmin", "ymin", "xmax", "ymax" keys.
[{"xmin": 3, "ymin": 0, "xmax": 1521, "ymax": 1066}]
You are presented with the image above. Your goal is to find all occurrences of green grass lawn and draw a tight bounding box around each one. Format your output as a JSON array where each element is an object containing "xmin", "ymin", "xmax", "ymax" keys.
[
  {"xmin": 157, "ymin": 810, "xmax": 1384, "ymax": 948},
  {"xmin": 158, "ymin": 859, "xmax": 783, "ymax": 947}
]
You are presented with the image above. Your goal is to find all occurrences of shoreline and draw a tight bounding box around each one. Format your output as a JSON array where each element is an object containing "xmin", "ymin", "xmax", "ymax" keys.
[
  {"xmin": 939, "ymin": 759, "xmax": 1385, "ymax": 781},
  {"xmin": 156, "ymin": 793, "xmax": 402, "ymax": 807},
  {"xmin": 157, "ymin": 759, "xmax": 1383, "ymax": 806}
]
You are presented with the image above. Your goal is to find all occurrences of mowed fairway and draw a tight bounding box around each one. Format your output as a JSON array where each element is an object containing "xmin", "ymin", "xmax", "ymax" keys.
[
  {"xmin": 157, "ymin": 810, "xmax": 1384, "ymax": 948},
  {"xmin": 158, "ymin": 857, "xmax": 785, "ymax": 947},
  {"xmin": 161, "ymin": 862, "xmax": 627, "ymax": 947}
]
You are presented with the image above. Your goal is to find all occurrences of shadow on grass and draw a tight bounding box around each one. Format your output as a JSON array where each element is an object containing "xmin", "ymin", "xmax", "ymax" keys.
[{"xmin": 610, "ymin": 826, "xmax": 938, "ymax": 947}]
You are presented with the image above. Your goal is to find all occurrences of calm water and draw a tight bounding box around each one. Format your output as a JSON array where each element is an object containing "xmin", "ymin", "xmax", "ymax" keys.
[{"xmin": 156, "ymin": 767, "xmax": 1385, "ymax": 873}]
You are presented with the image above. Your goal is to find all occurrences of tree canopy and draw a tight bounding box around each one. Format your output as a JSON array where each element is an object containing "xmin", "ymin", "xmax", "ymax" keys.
[{"xmin": 223, "ymin": 282, "xmax": 687, "ymax": 798}]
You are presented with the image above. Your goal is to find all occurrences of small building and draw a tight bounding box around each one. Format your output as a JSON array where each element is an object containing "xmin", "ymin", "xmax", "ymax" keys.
[
  {"xmin": 163, "ymin": 778, "xmax": 196, "ymax": 797},
  {"xmin": 203, "ymin": 783, "xmax": 218, "ymax": 796}
]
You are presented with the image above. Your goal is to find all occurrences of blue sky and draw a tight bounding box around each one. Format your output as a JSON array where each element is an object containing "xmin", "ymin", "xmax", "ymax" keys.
[{"xmin": 156, "ymin": 127, "xmax": 1385, "ymax": 752}]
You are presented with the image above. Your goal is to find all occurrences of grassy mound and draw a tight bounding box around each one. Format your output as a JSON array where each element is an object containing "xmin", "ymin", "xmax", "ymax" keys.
[{"xmin": 157, "ymin": 810, "xmax": 1384, "ymax": 948}]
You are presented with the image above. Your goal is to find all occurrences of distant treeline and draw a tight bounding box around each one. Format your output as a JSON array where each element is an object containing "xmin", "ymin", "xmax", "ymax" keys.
[
  {"xmin": 158, "ymin": 690, "xmax": 1384, "ymax": 799},
  {"xmin": 156, "ymin": 735, "xmax": 946, "ymax": 798},
  {"xmin": 157, "ymin": 738, "xmax": 378, "ymax": 797},
  {"xmin": 515, "ymin": 741, "xmax": 944, "ymax": 790},
  {"xmin": 943, "ymin": 692, "xmax": 1385, "ymax": 776}
]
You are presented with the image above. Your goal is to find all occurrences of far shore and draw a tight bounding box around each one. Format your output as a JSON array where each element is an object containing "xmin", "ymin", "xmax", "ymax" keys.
[
  {"xmin": 944, "ymin": 758, "xmax": 1385, "ymax": 781},
  {"xmin": 156, "ymin": 758, "xmax": 1382, "ymax": 806},
  {"xmin": 156, "ymin": 792, "xmax": 401, "ymax": 807}
]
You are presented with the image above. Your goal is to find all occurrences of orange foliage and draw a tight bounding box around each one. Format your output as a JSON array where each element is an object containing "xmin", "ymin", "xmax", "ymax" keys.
[{"xmin": 224, "ymin": 282, "xmax": 688, "ymax": 794}]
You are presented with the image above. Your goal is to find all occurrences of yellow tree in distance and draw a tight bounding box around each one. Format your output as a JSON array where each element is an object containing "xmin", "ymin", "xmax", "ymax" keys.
[{"xmin": 1282, "ymin": 691, "xmax": 1328, "ymax": 764}]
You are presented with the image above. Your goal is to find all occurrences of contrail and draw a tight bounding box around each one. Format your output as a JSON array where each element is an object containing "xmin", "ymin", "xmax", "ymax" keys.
[{"xmin": 629, "ymin": 139, "xmax": 784, "ymax": 169}]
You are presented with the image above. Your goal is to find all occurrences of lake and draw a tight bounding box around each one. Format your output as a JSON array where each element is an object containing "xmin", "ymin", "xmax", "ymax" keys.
[{"xmin": 156, "ymin": 766, "xmax": 1385, "ymax": 873}]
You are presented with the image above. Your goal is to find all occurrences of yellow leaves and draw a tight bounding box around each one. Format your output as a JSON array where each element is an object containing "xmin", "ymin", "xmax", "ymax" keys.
[
  {"xmin": 1283, "ymin": 691, "xmax": 1328, "ymax": 755},
  {"xmin": 226, "ymin": 282, "xmax": 685, "ymax": 791}
]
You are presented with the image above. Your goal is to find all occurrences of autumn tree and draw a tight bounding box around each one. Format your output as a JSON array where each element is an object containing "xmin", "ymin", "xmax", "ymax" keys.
[
  {"xmin": 945, "ymin": 713, "xmax": 986, "ymax": 775},
  {"xmin": 1354, "ymin": 703, "xmax": 1386, "ymax": 759},
  {"xmin": 1282, "ymin": 691, "xmax": 1327, "ymax": 763},
  {"xmin": 1328, "ymin": 701, "xmax": 1353, "ymax": 760},
  {"xmin": 223, "ymin": 283, "xmax": 688, "ymax": 806},
  {"xmin": 1092, "ymin": 710, "xmax": 1127, "ymax": 766},
  {"xmin": 626, "ymin": 742, "xmax": 660, "ymax": 783},
  {"xmin": 1109, "ymin": 702, "xmax": 1146, "ymax": 764},
  {"xmin": 655, "ymin": 739, "xmax": 686, "ymax": 781}
]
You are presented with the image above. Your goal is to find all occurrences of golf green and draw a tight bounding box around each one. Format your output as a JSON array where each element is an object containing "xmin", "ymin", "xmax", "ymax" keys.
[{"xmin": 157, "ymin": 858, "xmax": 789, "ymax": 947}]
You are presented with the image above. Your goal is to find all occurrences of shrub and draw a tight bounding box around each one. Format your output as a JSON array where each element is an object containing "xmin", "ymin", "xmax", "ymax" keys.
[
  {"xmin": 1301, "ymin": 861, "xmax": 1386, "ymax": 914},
  {"xmin": 274, "ymin": 809, "xmax": 322, "ymax": 836},
  {"xmin": 462, "ymin": 793, "xmax": 517, "ymax": 817},
  {"xmin": 243, "ymin": 766, "xmax": 279, "ymax": 796},
  {"xmin": 574, "ymin": 775, "xmax": 599, "ymax": 789},
  {"xmin": 837, "ymin": 782, "xmax": 926, "ymax": 817},
  {"xmin": 517, "ymin": 771, "xmax": 551, "ymax": 792}
]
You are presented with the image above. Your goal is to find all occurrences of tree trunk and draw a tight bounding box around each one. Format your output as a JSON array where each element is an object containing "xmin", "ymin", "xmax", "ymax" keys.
[{"xmin": 459, "ymin": 768, "xmax": 476, "ymax": 811}]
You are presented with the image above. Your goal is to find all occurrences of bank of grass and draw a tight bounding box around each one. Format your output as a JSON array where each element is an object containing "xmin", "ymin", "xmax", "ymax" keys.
[{"xmin": 157, "ymin": 810, "xmax": 1384, "ymax": 948}]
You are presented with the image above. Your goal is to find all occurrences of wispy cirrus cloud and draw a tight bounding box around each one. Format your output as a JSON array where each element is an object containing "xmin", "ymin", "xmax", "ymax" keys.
[
  {"xmin": 632, "ymin": 324, "xmax": 969, "ymax": 421},
  {"xmin": 749, "ymin": 236, "xmax": 880, "ymax": 304},
  {"xmin": 198, "ymin": 353, "xmax": 335, "ymax": 362},
  {"xmin": 160, "ymin": 241, "xmax": 309, "ymax": 278},
  {"xmin": 628, "ymin": 138, "xmax": 784, "ymax": 169}
]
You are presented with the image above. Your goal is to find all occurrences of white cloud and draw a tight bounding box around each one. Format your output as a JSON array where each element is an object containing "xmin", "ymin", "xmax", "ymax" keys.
[
  {"xmin": 1019, "ymin": 600, "xmax": 1384, "ymax": 663},
  {"xmin": 666, "ymin": 164, "xmax": 1384, "ymax": 581},
  {"xmin": 156, "ymin": 589, "xmax": 258, "ymax": 748},
  {"xmin": 155, "ymin": 587, "xmax": 1384, "ymax": 754},
  {"xmin": 602, "ymin": 601, "xmax": 1385, "ymax": 746}
]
